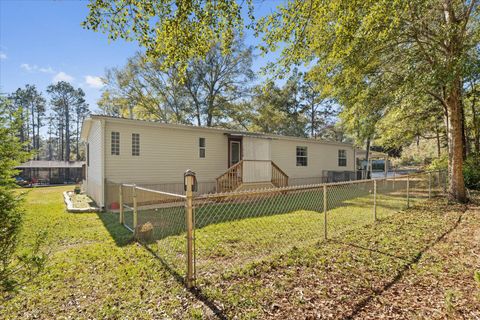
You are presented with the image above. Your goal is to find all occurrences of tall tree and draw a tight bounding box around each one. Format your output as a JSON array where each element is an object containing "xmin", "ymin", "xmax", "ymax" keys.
[
  {"xmin": 83, "ymin": 0, "xmax": 251, "ymax": 74},
  {"xmin": 84, "ymin": 0, "xmax": 479, "ymax": 201},
  {"xmin": 300, "ymin": 77, "xmax": 338, "ymax": 139},
  {"xmin": 99, "ymin": 38, "xmax": 254, "ymax": 127},
  {"xmin": 74, "ymin": 101, "xmax": 90, "ymax": 160},
  {"xmin": 258, "ymin": 0, "xmax": 479, "ymax": 202},
  {"xmin": 184, "ymin": 40, "xmax": 255, "ymax": 126},
  {"xmin": 252, "ymin": 73, "xmax": 308, "ymax": 137},
  {"xmin": 7, "ymin": 85, "xmax": 46, "ymax": 157},
  {"xmin": 47, "ymin": 82, "xmax": 87, "ymax": 161}
]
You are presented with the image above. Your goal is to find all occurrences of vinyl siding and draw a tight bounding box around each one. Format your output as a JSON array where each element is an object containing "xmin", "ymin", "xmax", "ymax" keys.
[
  {"xmin": 243, "ymin": 136, "xmax": 271, "ymax": 160},
  {"xmin": 104, "ymin": 121, "xmax": 228, "ymax": 184},
  {"xmin": 270, "ymin": 138, "xmax": 354, "ymax": 178},
  {"xmin": 243, "ymin": 137, "xmax": 272, "ymax": 182},
  {"xmin": 86, "ymin": 120, "xmax": 103, "ymax": 206}
]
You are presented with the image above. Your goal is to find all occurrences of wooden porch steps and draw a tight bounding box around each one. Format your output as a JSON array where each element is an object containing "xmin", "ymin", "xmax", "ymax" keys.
[{"xmin": 216, "ymin": 160, "xmax": 288, "ymax": 193}]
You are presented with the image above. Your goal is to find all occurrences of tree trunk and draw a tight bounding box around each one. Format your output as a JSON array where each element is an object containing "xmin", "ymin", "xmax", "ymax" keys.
[
  {"xmin": 36, "ymin": 113, "xmax": 41, "ymax": 160},
  {"xmin": 311, "ymin": 102, "xmax": 315, "ymax": 138},
  {"xmin": 460, "ymin": 95, "xmax": 467, "ymax": 159},
  {"xmin": 31, "ymin": 103, "xmax": 35, "ymax": 155},
  {"xmin": 76, "ymin": 117, "xmax": 80, "ymax": 160},
  {"xmin": 446, "ymin": 81, "xmax": 467, "ymax": 202},
  {"xmin": 60, "ymin": 121, "xmax": 64, "ymax": 161},
  {"xmin": 364, "ymin": 137, "xmax": 371, "ymax": 180},
  {"xmin": 65, "ymin": 101, "xmax": 70, "ymax": 161},
  {"xmin": 435, "ymin": 123, "xmax": 441, "ymax": 158},
  {"xmin": 471, "ymin": 86, "xmax": 480, "ymax": 154}
]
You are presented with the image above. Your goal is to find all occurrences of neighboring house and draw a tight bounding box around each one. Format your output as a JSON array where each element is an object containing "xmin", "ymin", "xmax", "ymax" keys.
[
  {"xmin": 81, "ymin": 115, "xmax": 359, "ymax": 209},
  {"xmin": 16, "ymin": 160, "xmax": 84, "ymax": 185}
]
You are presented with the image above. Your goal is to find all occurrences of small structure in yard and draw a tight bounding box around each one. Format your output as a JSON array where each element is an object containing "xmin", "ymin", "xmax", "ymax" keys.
[
  {"xmin": 16, "ymin": 160, "xmax": 84, "ymax": 185},
  {"xmin": 81, "ymin": 115, "xmax": 365, "ymax": 209}
]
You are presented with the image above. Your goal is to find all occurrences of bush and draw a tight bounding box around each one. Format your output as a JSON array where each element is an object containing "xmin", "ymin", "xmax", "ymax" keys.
[
  {"xmin": 0, "ymin": 188, "xmax": 23, "ymax": 289},
  {"xmin": 0, "ymin": 99, "xmax": 46, "ymax": 300},
  {"xmin": 463, "ymin": 155, "xmax": 480, "ymax": 190},
  {"xmin": 0, "ymin": 187, "xmax": 47, "ymax": 299},
  {"xmin": 426, "ymin": 154, "xmax": 448, "ymax": 171}
]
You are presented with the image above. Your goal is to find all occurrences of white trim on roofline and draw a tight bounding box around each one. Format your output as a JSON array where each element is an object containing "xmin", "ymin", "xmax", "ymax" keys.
[{"xmin": 83, "ymin": 114, "xmax": 355, "ymax": 148}]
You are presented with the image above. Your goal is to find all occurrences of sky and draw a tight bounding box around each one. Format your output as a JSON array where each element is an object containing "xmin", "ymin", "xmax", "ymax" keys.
[{"xmin": 0, "ymin": 0, "xmax": 282, "ymax": 114}]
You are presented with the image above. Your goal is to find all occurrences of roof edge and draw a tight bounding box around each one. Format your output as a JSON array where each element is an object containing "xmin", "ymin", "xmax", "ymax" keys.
[{"xmin": 87, "ymin": 114, "xmax": 354, "ymax": 147}]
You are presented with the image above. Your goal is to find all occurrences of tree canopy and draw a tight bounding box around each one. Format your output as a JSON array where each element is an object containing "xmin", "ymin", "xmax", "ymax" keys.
[{"xmin": 84, "ymin": 0, "xmax": 480, "ymax": 201}]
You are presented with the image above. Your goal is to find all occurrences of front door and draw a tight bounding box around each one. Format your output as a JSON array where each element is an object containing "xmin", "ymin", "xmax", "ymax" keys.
[{"xmin": 229, "ymin": 140, "xmax": 242, "ymax": 167}]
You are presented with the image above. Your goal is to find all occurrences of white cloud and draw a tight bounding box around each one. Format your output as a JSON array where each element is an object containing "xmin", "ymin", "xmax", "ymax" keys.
[
  {"xmin": 38, "ymin": 66, "xmax": 55, "ymax": 74},
  {"xmin": 84, "ymin": 75, "xmax": 104, "ymax": 89},
  {"xmin": 0, "ymin": 52, "xmax": 6, "ymax": 60},
  {"xmin": 20, "ymin": 63, "xmax": 55, "ymax": 74},
  {"xmin": 20, "ymin": 63, "xmax": 34, "ymax": 71},
  {"xmin": 52, "ymin": 71, "xmax": 74, "ymax": 83}
]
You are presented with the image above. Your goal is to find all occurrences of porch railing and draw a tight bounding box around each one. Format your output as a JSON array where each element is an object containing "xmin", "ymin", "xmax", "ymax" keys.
[
  {"xmin": 271, "ymin": 161, "xmax": 288, "ymax": 187},
  {"xmin": 216, "ymin": 160, "xmax": 243, "ymax": 192},
  {"xmin": 216, "ymin": 160, "xmax": 288, "ymax": 192}
]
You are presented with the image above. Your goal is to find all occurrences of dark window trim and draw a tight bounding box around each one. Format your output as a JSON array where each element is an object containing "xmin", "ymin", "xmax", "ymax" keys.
[
  {"xmin": 132, "ymin": 133, "xmax": 140, "ymax": 156},
  {"xmin": 296, "ymin": 146, "xmax": 308, "ymax": 167},
  {"xmin": 111, "ymin": 131, "xmax": 120, "ymax": 156},
  {"xmin": 338, "ymin": 149, "xmax": 347, "ymax": 167},
  {"xmin": 199, "ymin": 137, "xmax": 206, "ymax": 158}
]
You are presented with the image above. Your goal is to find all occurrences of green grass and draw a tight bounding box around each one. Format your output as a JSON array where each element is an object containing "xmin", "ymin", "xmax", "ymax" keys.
[
  {"xmin": 0, "ymin": 186, "xmax": 199, "ymax": 319},
  {"xmin": 140, "ymin": 180, "xmax": 432, "ymax": 279},
  {"xmin": 194, "ymin": 198, "xmax": 465, "ymax": 319},
  {"xmin": 1, "ymin": 181, "xmax": 455, "ymax": 319}
]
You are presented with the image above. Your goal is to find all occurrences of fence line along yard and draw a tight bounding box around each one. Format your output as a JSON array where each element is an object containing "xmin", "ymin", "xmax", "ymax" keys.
[{"xmin": 117, "ymin": 170, "xmax": 447, "ymax": 289}]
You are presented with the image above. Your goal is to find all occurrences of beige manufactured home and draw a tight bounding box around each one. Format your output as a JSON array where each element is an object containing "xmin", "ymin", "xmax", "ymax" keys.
[{"xmin": 81, "ymin": 115, "xmax": 358, "ymax": 209}]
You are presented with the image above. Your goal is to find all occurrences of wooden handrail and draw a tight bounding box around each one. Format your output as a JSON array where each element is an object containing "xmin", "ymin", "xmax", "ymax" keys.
[
  {"xmin": 215, "ymin": 160, "xmax": 244, "ymax": 181},
  {"xmin": 271, "ymin": 161, "xmax": 288, "ymax": 188},
  {"xmin": 216, "ymin": 160, "xmax": 244, "ymax": 192},
  {"xmin": 271, "ymin": 161, "xmax": 288, "ymax": 178},
  {"xmin": 216, "ymin": 160, "xmax": 289, "ymax": 192}
]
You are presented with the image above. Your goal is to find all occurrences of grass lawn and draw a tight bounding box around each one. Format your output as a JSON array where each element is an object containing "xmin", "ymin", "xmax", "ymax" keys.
[
  {"xmin": 140, "ymin": 179, "xmax": 427, "ymax": 279},
  {"xmin": 0, "ymin": 186, "xmax": 201, "ymax": 319},
  {"xmin": 1, "ymin": 185, "xmax": 478, "ymax": 319}
]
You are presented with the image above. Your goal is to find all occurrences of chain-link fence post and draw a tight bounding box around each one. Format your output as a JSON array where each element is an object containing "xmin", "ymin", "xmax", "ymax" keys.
[
  {"xmin": 373, "ymin": 180, "xmax": 377, "ymax": 222},
  {"xmin": 133, "ymin": 184, "xmax": 138, "ymax": 236},
  {"xmin": 184, "ymin": 170, "xmax": 196, "ymax": 289},
  {"xmin": 406, "ymin": 176, "xmax": 410, "ymax": 208},
  {"xmin": 119, "ymin": 184, "xmax": 124, "ymax": 224},
  {"xmin": 428, "ymin": 172, "xmax": 432, "ymax": 199},
  {"xmin": 323, "ymin": 184, "xmax": 327, "ymax": 240}
]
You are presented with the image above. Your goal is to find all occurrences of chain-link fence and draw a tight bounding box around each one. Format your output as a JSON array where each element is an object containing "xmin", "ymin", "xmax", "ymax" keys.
[{"xmin": 118, "ymin": 170, "xmax": 447, "ymax": 288}]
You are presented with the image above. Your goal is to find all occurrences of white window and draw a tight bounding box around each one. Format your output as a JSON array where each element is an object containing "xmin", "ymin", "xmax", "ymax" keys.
[
  {"xmin": 111, "ymin": 132, "xmax": 120, "ymax": 155},
  {"xmin": 132, "ymin": 133, "xmax": 140, "ymax": 156},
  {"xmin": 199, "ymin": 137, "xmax": 206, "ymax": 158},
  {"xmin": 338, "ymin": 149, "xmax": 347, "ymax": 167},
  {"xmin": 296, "ymin": 146, "xmax": 308, "ymax": 166}
]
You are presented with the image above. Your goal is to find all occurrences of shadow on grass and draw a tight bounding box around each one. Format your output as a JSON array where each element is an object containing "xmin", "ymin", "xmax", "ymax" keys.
[
  {"xmin": 343, "ymin": 206, "xmax": 465, "ymax": 320},
  {"xmin": 330, "ymin": 239, "xmax": 411, "ymax": 262},
  {"xmin": 96, "ymin": 211, "xmax": 134, "ymax": 247},
  {"xmin": 140, "ymin": 242, "xmax": 228, "ymax": 320},
  {"xmin": 97, "ymin": 210, "xmax": 228, "ymax": 319}
]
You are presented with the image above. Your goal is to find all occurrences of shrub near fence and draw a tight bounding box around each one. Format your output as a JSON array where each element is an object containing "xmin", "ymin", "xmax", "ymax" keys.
[{"xmin": 118, "ymin": 170, "xmax": 447, "ymax": 288}]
